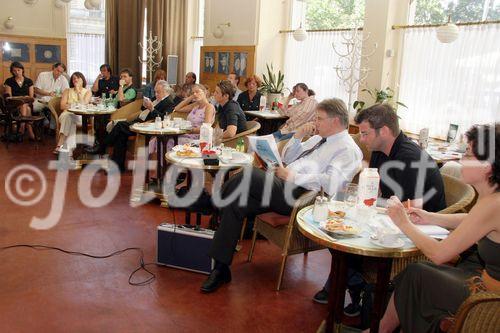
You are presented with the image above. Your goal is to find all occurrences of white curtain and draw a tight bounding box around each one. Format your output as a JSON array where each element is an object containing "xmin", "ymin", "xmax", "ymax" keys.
[
  {"xmin": 398, "ymin": 24, "xmax": 500, "ymax": 138},
  {"xmin": 67, "ymin": 33, "xmax": 105, "ymax": 86},
  {"xmin": 284, "ymin": 31, "xmax": 360, "ymax": 107}
]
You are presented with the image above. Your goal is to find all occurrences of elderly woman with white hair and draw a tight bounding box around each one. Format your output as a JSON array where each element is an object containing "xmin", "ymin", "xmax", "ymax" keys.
[{"xmin": 86, "ymin": 80, "xmax": 176, "ymax": 172}]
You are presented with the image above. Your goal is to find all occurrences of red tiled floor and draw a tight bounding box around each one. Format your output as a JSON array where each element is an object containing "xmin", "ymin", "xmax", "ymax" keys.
[{"xmin": 0, "ymin": 140, "xmax": 334, "ymax": 333}]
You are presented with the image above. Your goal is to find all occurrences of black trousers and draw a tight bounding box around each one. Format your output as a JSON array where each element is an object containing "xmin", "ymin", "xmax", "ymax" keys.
[
  {"xmin": 209, "ymin": 167, "xmax": 308, "ymax": 266},
  {"xmin": 104, "ymin": 120, "xmax": 136, "ymax": 171}
]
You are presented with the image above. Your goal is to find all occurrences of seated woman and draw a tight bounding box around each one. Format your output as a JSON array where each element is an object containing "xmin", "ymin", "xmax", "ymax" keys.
[
  {"xmin": 237, "ymin": 75, "xmax": 262, "ymax": 111},
  {"xmin": 109, "ymin": 68, "xmax": 136, "ymax": 108},
  {"xmin": 274, "ymin": 83, "xmax": 317, "ymax": 142},
  {"xmin": 3, "ymin": 61, "xmax": 36, "ymax": 141},
  {"xmin": 54, "ymin": 72, "xmax": 91, "ymax": 155},
  {"xmin": 374, "ymin": 123, "xmax": 500, "ymax": 333},
  {"xmin": 173, "ymin": 84, "xmax": 215, "ymax": 145},
  {"xmin": 143, "ymin": 69, "xmax": 166, "ymax": 100}
]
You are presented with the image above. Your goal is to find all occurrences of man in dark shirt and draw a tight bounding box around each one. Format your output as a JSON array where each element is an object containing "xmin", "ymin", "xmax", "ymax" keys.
[
  {"xmin": 313, "ymin": 103, "xmax": 447, "ymax": 312},
  {"xmin": 91, "ymin": 64, "xmax": 120, "ymax": 97},
  {"xmin": 214, "ymin": 80, "xmax": 247, "ymax": 138},
  {"xmin": 355, "ymin": 104, "xmax": 446, "ymax": 212}
]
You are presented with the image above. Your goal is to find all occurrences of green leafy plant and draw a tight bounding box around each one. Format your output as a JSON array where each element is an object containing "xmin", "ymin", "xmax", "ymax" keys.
[
  {"xmin": 260, "ymin": 64, "xmax": 285, "ymax": 94},
  {"xmin": 353, "ymin": 87, "xmax": 408, "ymax": 111}
]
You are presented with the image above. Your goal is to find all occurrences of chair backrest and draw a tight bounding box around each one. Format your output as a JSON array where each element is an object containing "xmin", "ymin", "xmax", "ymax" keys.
[
  {"xmin": 222, "ymin": 120, "xmax": 261, "ymax": 149},
  {"xmin": 170, "ymin": 110, "xmax": 189, "ymax": 120},
  {"xmin": 451, "ymin": 291, "xmax": 500, "ymax": 333},
  {"xmin": 111, "ymin": 98, "xmax": 143, "ymax": 122},
  {"xmin": 47, "ymin": 97, "xmax": 63, "ymax": 117},
  {"xmin": 351, "ymin": 132, "xmax": 371, "ymax": 163},
  {"xmin": 438, "ymin": 173, "xmax": 477, "ymax": 214}
]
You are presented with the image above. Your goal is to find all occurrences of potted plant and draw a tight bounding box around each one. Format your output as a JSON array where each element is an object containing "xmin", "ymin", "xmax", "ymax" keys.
[
  {"xmin": 260, "ymin": 63, "xmax": 285, "ymax": 106},
  {"xmin": 353, "ymin": 87, "xmax": 407, "ymax": 112}
]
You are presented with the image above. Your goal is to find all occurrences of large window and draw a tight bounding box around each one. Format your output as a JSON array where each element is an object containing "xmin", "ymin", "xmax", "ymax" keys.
[
  {"xmin": 284, "ymin": 0, "xmax": 365, "ymax": 103},
  {"xmin": 412, "ymin": 0, "xmax": 500, "ymax": 24},
  {"xmin": 67, "ymin": 0, "xmax": 105, "ymax": 86},
  {"xmin": 398, "ymin": 0, "xmax": 500, "ymax": 138}
]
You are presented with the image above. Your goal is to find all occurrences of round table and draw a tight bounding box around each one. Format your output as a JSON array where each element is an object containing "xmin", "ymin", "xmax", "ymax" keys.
[
  {"xmin": 68, "ymin": 106, "xmax": 117, "ymax": 166},
  {"xmin": 296, "ymin": 204, "xmax": 422, "ymax": 333},
  {"xmin": 129, "ymin": 123, "xmax": 190, "ymax": 202},
  {"xmin": 165, "ymin": 150, "xmax": 254, "ymax": 228}
]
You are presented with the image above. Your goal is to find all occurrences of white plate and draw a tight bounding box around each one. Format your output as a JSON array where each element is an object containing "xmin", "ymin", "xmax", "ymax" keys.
[
  {"xmin": 219, "ymin": 152, "xmax": 249, "ymax": 164},
  {"xmin": 370, "ymin": 237, "xmax": 405, "ymax": 249}
]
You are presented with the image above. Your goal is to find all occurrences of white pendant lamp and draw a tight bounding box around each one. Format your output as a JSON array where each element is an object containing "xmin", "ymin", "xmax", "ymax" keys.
[
  {"xmin": 436, "ymin": 16, "xmax": 459, "ymax": 43},
  {"xmin": 293, "ymin": 24, "xmax": 308, "ymax": 41}
]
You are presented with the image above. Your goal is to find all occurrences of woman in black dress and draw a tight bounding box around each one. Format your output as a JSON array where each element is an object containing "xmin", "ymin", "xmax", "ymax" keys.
[
  {"xmin": 237, "ymin": 74, "xmax": 262, "ymax": 111},
  {"xmin": 372, "ymin": 123, "xmax": 500, "ymax": 333},
  {"xmin": 3, "ymin": 61, "xmax": 36, "ymax": 140}
]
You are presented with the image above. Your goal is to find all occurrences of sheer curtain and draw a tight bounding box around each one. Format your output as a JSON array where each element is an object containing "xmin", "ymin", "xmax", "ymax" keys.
[
  {"xmin": 284, "ymin": 31, "xmax": 359, "ymax": 106},
  {"xmin": 67, "ymin": 33, "xmax": 105, "ymax": 85},
  {"xmin": 398, "ymin": 24, "xmax": 500, "ymax": 138}
]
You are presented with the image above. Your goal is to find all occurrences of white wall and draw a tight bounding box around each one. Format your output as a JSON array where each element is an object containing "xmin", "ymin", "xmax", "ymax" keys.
[
  {"xmin": 0, "ymin": 0, "xmax": 67, "ymax": 38},
  {"xmin": 255, "ymin": 0, "xmax": 289, "ymax": 76},
  {"xmin": 203, "ymin": 0, "xmax": 259, "ymax": 46}
]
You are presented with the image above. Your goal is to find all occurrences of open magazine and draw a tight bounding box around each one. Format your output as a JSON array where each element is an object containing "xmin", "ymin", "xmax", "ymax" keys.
[{"xmin": 247, "ymin": 134, "xmax": 283, "ymax": 169}]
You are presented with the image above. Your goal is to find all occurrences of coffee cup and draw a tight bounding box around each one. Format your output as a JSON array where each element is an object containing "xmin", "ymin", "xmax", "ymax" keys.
[
  {"xmin": 221, "ymin": 147, "xmax": 233, "ymax": 159},
  {"xmin": 379, "ymin": 231, "xmax": 399, "ymax": 246}
]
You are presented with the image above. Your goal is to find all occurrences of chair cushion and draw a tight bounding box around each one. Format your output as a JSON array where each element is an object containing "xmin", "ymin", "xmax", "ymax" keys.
[{"xmin": 257, "ymin": 212, "xmax": 290, "ymax": 227}]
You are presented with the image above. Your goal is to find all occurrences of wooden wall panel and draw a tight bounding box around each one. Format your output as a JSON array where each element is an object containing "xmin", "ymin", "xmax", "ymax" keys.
[
  {"xmin": 199, "ymin": 45, "xmax": 255, "ymax": 93},
  {"xmin": 0, "ymin": 34, "xmax": 67, "ymax": 86}
]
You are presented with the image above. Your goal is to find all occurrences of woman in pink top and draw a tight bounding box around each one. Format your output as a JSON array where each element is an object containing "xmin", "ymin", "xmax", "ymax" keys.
[{"xmin": 274, "ymin": 83, "xmax": 317, "ymax": 141}]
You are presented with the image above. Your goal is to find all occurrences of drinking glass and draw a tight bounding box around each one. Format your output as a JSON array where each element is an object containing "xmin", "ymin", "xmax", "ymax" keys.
[{"xmin": 343, "ymin": 183, "xmax": 358, "ymax": 208}]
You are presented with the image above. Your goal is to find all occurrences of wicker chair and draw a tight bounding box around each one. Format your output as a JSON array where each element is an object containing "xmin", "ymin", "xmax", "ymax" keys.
[
  {"xmin": 439, "ymin": 173, "xmax": 477, "ymax": 214},
  {"xmin": 221, "ymin": 120, "xmax": 261, "ymax": 150},
  {"xmin": 247, "ymin": 190, "xmax": 323, "ymax": 291},
  {"xmin": 47, "ymin": 96, "xmax": 62, "ymax": 137},
  {"xmin": 442, "ymin": 291, "xmax": 500, "ymax": 332}
]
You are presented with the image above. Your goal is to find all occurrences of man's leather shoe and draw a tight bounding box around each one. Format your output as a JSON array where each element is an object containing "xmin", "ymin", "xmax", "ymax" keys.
[
  {"xmin": 200, "ymin": 267, "xmax": 231, "ymax": 293},
  {"xmin": 84, "ymin": 144, "xmax": 105, "ymax": 155}
]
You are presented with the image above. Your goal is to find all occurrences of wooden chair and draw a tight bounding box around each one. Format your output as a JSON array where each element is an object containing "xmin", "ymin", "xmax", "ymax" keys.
[
  {"xmin": 247, "ymin": 190, "xmax": 323, "ymax": 291},
  {"xmin": 3, "ymin": 97, "xmax": 44, "ymax": 148},
  {"xmin": 221, "ymin": 120, "xmax": 261, "ymax": 150}
]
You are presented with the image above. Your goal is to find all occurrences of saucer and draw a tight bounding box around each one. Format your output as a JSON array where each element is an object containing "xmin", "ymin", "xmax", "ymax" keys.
[{"xmin": 370, "ymin": 237, "xmax": 405, "ymax": 249}]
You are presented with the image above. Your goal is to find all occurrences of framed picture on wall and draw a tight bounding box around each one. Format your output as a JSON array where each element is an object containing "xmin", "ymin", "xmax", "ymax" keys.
[
  {"xmin": 35, "ymin": 44, "xmax": 61, "ymax": 63},
  {"xmin": 218, "ymin": 52, "xmax": 230, "ymax": 75},
  {"xmin": 3, "ymin": 43, "xmax": 30, "ymax": 62},
  {"xmin": 233, "ymin": 52, "xmax": 248, "ymax": 77},
  {"xmin": 203, "ymin": 52, "xmax": 215, "ymax": 73}
]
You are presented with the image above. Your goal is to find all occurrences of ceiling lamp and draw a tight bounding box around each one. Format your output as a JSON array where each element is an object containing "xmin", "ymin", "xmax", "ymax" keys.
[
  {"xmin": 54, "ymin": 0, "xmax": 65, "ymax": 8},
  {"xmin": 293, "ymin": 0, "xmax": 307, "ymax": 42},
  {"xmin": 24, "ymin": 0, "xmax": 38, "ymax": 5},
  {"xmin": 84, "ymin": 0, "xmax": 100, "ymax": 10},
  {"xmin": 436, "ymin": 16, "xmax": 459, "ymax": 43},
  {"xmin": 213, "ymin": 22, "xmax": 231, "ymax": 39},
  {"xmin": 293, "ymin": 24, "xmax": 308, "ymax": 42}
]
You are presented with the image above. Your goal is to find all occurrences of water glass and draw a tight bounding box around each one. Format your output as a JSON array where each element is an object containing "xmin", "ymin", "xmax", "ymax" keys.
[{"xmin": 343, "ymin": 183, "xmax": 358, "ymax": 208}]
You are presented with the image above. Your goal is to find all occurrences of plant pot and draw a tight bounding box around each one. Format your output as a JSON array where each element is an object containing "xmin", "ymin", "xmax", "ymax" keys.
[{"xmin": 266, "ymin": 92, "xmax": 283, "ymax": 107}]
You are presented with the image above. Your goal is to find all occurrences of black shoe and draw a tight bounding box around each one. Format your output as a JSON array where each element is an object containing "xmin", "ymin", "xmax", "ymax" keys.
[
  {"xmin": 200, "ymin": 267, "xmax": 232, "ymax": 293},
  {"xmin": 312, "ymin": 288, "xmax": 329, "ymax": 304},
  {"xmin": 85, "ymin": 144, "xmax": 105, "ymax": 155},
  {"xmin": 343, "ymin": 302, "xmax": 361, "ymax": 317}
]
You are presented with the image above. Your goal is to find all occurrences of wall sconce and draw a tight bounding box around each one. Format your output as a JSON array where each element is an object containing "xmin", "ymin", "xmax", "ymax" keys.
[
  {"xmin": 213, "ymin": 22, "xmax": 231, "ymax": 39},
  {"xmin": 24, "ymin": 0, "xmax": 39, "ymax": 5},
  {"xmin": 4, "ymin": 17, "xmax": 15, "ymax": 30}
]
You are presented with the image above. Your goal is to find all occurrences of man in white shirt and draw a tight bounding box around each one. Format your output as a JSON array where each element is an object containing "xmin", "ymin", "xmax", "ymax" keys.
[
  {"xmin": 201, "ymin": 98, "xmax": 363, "ymax": 293},
  {"xmin": 33, "ymin": 62, "xmax": 69, "ymax": 127}
]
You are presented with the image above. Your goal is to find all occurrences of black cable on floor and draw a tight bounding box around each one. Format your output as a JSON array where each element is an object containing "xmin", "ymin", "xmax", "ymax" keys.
[{"xmin": 0, "ymin": 244, "xmax": 156, "ymax": 286}]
